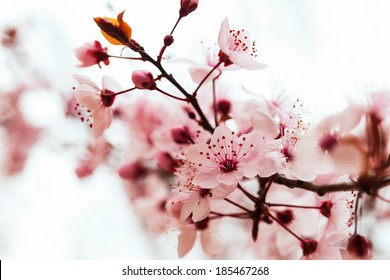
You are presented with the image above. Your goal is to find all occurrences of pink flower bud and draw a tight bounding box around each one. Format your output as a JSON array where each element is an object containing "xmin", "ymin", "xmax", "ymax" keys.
[
  {"xmin": 179, "ymin": 0, "xmax": 199, "ymax": 17},
  {"xmin": 347, "ymin": 234, "xmax": 372, "ymax": 259},
  {"xmin": 156, "ymin": 152, "xmax": 178, "ymax": 173},
  {"xmin": 75, "ymin": 40, "xmax": 109, "ymax": 68},
  {"xmin": 132, "ymin": 70, "xmax": 156, "ymax": 90},
  {"xmin": 118, "ymin": 162, "xmax": 147, "ymax": 181}
]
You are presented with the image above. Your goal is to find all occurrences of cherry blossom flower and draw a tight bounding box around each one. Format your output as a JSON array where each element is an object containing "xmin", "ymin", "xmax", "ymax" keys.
[
  {"xmin": 171, "ymin": 184, "xmax": 235, "ymax": 222},
  {"xmin": 293, "ymin": 105, "xmax": 364, "ymax": 176},
  {"xmin": 73, "ymin": 75, "xmax": 121, "ymax": 137},
  {"xmin": 75, "ymin": 40, "xmax": 109, "ymax": 68},
  {"xmin": 132, "ymin": 70, "xmax": 156, "ymax": 90},
  {"xmin": 218, "ymin": 17, "xmax": 266, "ymax": 70},
  {"xmin": 177, "ymin": 218, "xmax": 224, "ymax": 257},
  {"xmin": 301, "ymin": 223, "xmax": 347, "ymax": 260},
  {"xmin": 186, "ymin": 125, "xmax": 266, "ymax": 188}
]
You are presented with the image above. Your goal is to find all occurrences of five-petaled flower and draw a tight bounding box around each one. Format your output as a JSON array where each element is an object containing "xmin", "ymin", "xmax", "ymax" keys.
[
  {"xmin": 218, "ymin": 17, "xmax": 266, "ymax": 70},
  {"xmin": 186, "ymin": 125, "xmax": 266, "ymax": 188},
  {"xmin": 73, "ymin": 75, "xmax": 121, "ymax": 137}
]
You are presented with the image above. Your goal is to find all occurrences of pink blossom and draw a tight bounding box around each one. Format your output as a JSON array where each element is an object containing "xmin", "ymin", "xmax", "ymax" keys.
[
  {"xmin": 177, "ymin": 218, "xmax": 224, "ymax": 257},
  {"xmin": 171, "ymin": 184, "xmax": 235, "ymax": 222},
  {"xmin": 131, "ymin": 70, "xmax": 156, "ymax": 90},
  {"xmin": 75, "ymin": 41, "xmax": 109, "ymax": 68},
  {"xmin": 76, "ymin": 138, "xmax": 112, "ymax": 178},
  {"xmin": 73, "ymin": 75, "xmax": 121, "ymax": 137},
  {"xmin": 294, "ymin": 105, "xmax": 364, "ymax": 176},
  {"xmin": 186, "ymin": 125, "xmax": 266, "ymax": 188},
  {"xmin": 301, "ymin": 223, "xmax": 347, "ymax": 260},
  {"xmin": 218, "ymin": 17, "xmax": 266, "ymax": 70}
]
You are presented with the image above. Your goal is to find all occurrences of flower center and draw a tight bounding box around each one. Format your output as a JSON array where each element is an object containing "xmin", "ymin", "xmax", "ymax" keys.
[
  {"xmin": 319, "ymin": 133, "xmax": 338, "ymax": 152},
  {"xmin": 101, "ymin": 89, "xmax": 116, "ymax": 107},
  {"xmin": 228, "ymin": 29, "xmax": 257, "ymax": 57},
  {"xmin": 220, "ymin": 158, "xmax": 238, "ymax": 173}
]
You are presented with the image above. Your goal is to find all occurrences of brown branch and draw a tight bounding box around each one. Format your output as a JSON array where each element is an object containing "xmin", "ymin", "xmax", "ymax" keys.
[{"xmin": 273, "ymin": 175, "xmax": 361, "ymax": 196}]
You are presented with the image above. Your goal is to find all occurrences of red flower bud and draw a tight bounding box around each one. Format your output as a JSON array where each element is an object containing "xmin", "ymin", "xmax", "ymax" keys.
[
  {"xmin": 179, "ymin": 0, "xmax": 199, "ymax": 17},
  {"xmin": 164, "ymin": 35, "xmax": 174, "ymax": 46},
  {"xmin": 132, "ymin": 70, "xmax": 156, "ymax": 90},
  {"xmin": 347, "ymin": 234, "xmax": 372, "ymax": 259}
]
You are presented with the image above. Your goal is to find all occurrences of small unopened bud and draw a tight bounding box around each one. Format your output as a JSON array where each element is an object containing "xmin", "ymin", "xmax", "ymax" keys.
[
  {"xmin": 179, "ymin": 0, "xmax": 199, "ymax": 17},
  {"xmin": 132, "ymin": 70, "xmax": 156, "ymax": 90},
  {"xmin": 301, "ymin": 239, "xmax": 318, "ymax": 256},
  {"xmin": 217, "ymin": 99, "xmax": 231, "ymax": 116},
  {"xmin": 118, "ymin": 162, "xmax": 147, "ymax": 181},
  {"xmin": 347, "ymin": 234, "xmax": 372, "ymax": 259},
  {"xmin": 164, "ymin": 35, "xmax": 174, "ymax": 46},
  {"xmin": 156, "ymin": 152, "xmax": 178, "ymax": 173}
]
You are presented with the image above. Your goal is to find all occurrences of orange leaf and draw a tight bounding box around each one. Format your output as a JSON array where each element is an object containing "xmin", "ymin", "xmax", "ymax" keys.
[{"xmin": 94, "ymin": 11, "xmax": 132, "ymax": 45}]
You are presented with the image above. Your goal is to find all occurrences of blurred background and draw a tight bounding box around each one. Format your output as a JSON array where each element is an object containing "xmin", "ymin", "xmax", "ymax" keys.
[{"xmin": 1, "ymin": 0, "xmax": 390, "ymax": 259}]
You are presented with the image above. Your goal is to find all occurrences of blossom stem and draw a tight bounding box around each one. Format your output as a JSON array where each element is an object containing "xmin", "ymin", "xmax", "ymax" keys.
[
  {"xmin": 142, "ymin": 52, "xmax": 214, "ymax": 133},
  {"xmin": 224, "ymin": 198, "xmax": 252, "ymax": 212},
  {"xmin": 266, "ymin": 202, "xmax": 319, "ymax": 210},
  {"xmin": 210, "ymin": 211, "xmax": 251, "ymax": 218},
  {"xmin": 155, "ymin": 87, "xmax": 188, "ymax": 102},
  {"xmin": 108, "ymin": 54, "xmax": 144, "ymax": 60},
  {"xmin": 237, "ymin": 183, "xmax": 257, "ymax": 202},
  {"xmin": 112, "ymin": 87, "xmax": 137, "ymax": 96},
  {"xmin": 268, "ymin": 212, "xmax": 305, "ymax": 243},
  {"xmin": 212, "ymin": 71, "xmax": 223, "ymax": 127},
  {"xmin": 193, "ymin": 61, "xmax": 223, "ymax": 98},
  {"xmin": 377, "ymin": 193, "xmax": 390, "ymax": 203},
  {"xmin": 353, "ymin": 192, "xmax": 362, "ymax": 235},
  {"xmin": 157, "ymin": 17, "xmax": 182, "ymax": 63}
]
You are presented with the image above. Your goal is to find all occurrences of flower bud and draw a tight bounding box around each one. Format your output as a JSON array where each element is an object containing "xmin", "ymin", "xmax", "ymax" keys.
[
  {"xmin": 132, "ymin": 70, "xmax": 156, "ymax": 90},
  {"xmin": 156, "ymin": 152, "xmax": 178, "ymax": 173},
  {"xmin": 118, "ymin": 162, "xmax": 147, "ymax": 181},
  {"xmin": 179, "ymin": 0, "xmax": 199, "ymax": 17},
  {"xmin": 347, "ymin": 234, "xmax": 372, "ymax": 259},
  {"xmin": 75, "ymin": 40, "xmax": 109, "ymax": 68},
  {"xmin": 164, "ymin": 35, "xmax": 174, "ymax": 46}
]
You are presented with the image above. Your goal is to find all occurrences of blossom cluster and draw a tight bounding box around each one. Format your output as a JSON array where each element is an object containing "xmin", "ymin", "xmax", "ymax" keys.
[{"xmin": 5, "ymin": 0, "xmax": 387, "ymax": 259}]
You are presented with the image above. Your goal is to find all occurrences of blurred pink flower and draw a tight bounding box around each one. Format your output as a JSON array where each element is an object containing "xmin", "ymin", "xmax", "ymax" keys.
[
  {"xmin": 177, "ymin": 218, "xmax": 224, "ymax": 257},
  {"xmin": 73, "ymin": 75, "xmax": 121, "ymax": 137},
  {"xmin": 218, "ymin": 17, "xmax": 266, "ymax": 69},
  {"xmin": 131, "ymin": 70, "xmax": 156, "ymax": 90},
  {"xmin": 75, "ymin": 41, "xmax": 109, "ymax": 68}
]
